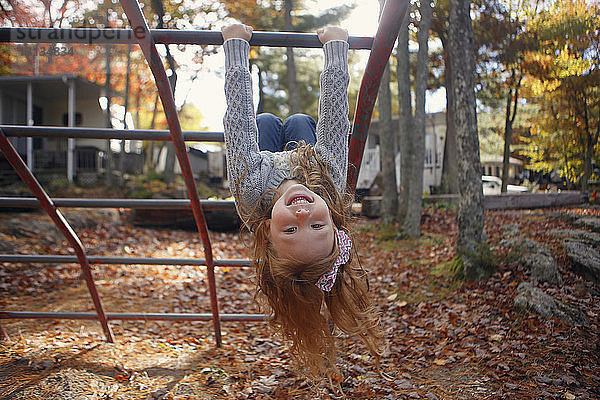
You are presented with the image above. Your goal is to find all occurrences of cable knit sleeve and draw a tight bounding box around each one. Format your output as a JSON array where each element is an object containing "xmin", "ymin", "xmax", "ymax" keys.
[
  {"xmin": 222, "ymin": 38, "xmax": 267, "ymax": 210},
  {"xmin": 315, "ymin": 40, "xmax": 350, "ymax": 195}
]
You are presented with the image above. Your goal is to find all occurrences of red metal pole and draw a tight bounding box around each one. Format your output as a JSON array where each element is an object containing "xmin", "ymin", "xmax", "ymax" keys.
[
  {"xmin": 119, "ymin": 0, "xmax": 222, "ymax": 347},
  {"xmin": 0, "ymin": 130, "xmax": 114, "ymax": 343},
  {"xmin": 346, "ymin": 0, "xmax": 410, "ymax": 193}
]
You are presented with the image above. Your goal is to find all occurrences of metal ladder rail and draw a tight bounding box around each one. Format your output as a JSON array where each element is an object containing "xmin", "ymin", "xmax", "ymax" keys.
[
  {"xmin": 347, "ymin": 0, "xmax": 410, "ymax": 191},
  {"xmin": 0, "ymin": 129, "xmax": 114, "ymax": 342}
]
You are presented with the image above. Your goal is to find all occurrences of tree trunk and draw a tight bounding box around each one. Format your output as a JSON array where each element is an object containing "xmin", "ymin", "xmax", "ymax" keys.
[
  {"xmin": 448, "ymin": 0, "xmax": 486, "ymax": 280},
  {"xmin": 581, "ymin": 89, "xmax": 595, "ymax": 194},
  {"xmin": 501, "ymin": 69, "xmax": 521, "ymax": 193},
  {"xmin": 284, "ymin": 0, "xmax": 300, "ymax": 114},
  {"xmin": 403, "ymin": 0, "xmax": 432, "ymax": 237},
  {"xmin": 379, "ymin": 62, "xmax": 398, "ymax": 224},
  {"xmin": 396, "ymin": 9, "xmax": 412, "ymax": 219},
  {"xmin": 146, "ymin": 94, "xmax": 160, "ymax": 173},
  {"xmin": 152, "ymin": 0, "xmax": 177, "ymax": 184},
  {"xmin": 439, "ymin": 33, "xmax": 459, "ymax": 194},
  {"xmin": 135, "ymin": 81, "xmax": 141, "ymax": 129},
  {"xmin": 104, "ymin": 42, "xmax": 113, "ymax": 186},
  {"xmin": 120, "ymin": 44, "xmax": 132, "ymax": 187}
]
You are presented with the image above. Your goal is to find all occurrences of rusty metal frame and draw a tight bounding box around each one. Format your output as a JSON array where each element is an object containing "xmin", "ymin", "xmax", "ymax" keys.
[
  {"xmin": 346, "ymin": 0, "xmax": 410, "ymax": 192},
  {"xmin": 0, "ymin": 0, "xmax": 409, "ymax": 346}
]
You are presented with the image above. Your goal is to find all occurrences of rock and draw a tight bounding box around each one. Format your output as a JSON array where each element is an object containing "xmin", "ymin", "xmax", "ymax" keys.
[
  {"xmin": 501, "ymin": 236, "xmax": 562, "ymax": 284},
  {"xmin": 63, "ymin": 212, "xmax": 100, "ymax": 231},
  {"xmin": 396, "ymin": 379, "xmax": 414, "ymax": 390},
  {"xmin": 543, "ymin": 211, "xmax": 579, "ymax": 223},
  {"xmin": 563, "ymin": 240, "xmax": 600, "ymax": 284},
  {"xmin": 519, "ymin": 252, "xmax": 563, "ymax": 285},
  {"xmin": 573, "ymin": 217, "xmax": 600, "ymax": 233},
  {"xmin": 550, "ymin": 229, "xmax": 600, "ymax": 248},
  {"xmin": 0, "ymin": 239, "xmax": 17, "ymax": 253},
  {"xmin": 514, "ymin": 282, "xmax": 587, "ymax": 326},
  {"xmin": 148, "ymin": 389, "xmax": 168, "ymax": 400},
  {"xmin": 500, "ymin": 236, "xmax": 550, "ymax": 256},
  {"xmin": 3, "ymin": 217, "xmax": 62, "ymax": 244},
  {"xmin": 501, "ymin": 223, "xmax": 520, "ymax": 237}
]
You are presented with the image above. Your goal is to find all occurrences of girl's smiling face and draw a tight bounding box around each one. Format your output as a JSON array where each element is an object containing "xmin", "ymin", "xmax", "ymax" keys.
[{"xmin": 266, "ymin": 181, "xmax": 335, "ymax": 265}]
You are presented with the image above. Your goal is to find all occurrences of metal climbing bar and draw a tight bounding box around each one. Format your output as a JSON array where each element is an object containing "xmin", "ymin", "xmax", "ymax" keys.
[
  {"xmin": 1, "ymin": 312, "xmax": 265, "ymax": 322},
  {"xmin": 0, "ymin": 197, "xmax": 235, "ymax": 209},
  {"xmin": 0, "ymin": 254, "xmax": 250, "ymax": 267},
  {"xmin": 1, "ymin": 125, "xmax": 225, "ymax": 142},
  {"xmin": 347, "ymin": 0, "xmax": 410, "ymax": 191},
  {"xmin": 0, "ymin": 129, "xmax": 114, "ymax": 342},
  {"xmin": 0, "ymin": 27, "xmax": 374, "ymax": 49},
  {"xmin": 118, "ymin": 0, "xmax": 224, "ymax": 346}
]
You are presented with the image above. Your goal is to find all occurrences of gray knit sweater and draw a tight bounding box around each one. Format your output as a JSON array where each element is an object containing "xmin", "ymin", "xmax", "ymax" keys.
[{"xmin": 223, "ymin": 38, "xmax": 350, "ymax": 212}]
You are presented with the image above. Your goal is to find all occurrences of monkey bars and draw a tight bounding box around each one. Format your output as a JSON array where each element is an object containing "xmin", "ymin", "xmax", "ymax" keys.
[{"xmin": 0, "ymin": 0, "xmax": 409, "ymax": 346}]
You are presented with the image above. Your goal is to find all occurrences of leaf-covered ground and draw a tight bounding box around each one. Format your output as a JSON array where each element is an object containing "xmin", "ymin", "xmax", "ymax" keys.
[{"xmin": 0, "ymin": 206, "xmax": 599, "ymax": 399}]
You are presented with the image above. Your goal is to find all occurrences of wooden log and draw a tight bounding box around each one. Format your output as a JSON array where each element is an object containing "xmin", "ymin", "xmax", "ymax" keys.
[
  {"xmin": 484, "ymin": 191, "xmax": 587, "ymax": 210},
  {"xmin": 360, "ymin": 191, "xmax": 587, "ymax": 218}
]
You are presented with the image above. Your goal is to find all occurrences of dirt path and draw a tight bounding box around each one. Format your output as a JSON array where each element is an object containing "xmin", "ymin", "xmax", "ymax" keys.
[{"xmin": 1, "ymin": 207, "xmax": 599, "ymax": 399}]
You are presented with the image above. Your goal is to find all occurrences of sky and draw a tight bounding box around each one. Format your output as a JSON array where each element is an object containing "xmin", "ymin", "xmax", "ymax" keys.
[{"xmin": 172, "ymin": 0, "xmax": 446, "ymax": 132}]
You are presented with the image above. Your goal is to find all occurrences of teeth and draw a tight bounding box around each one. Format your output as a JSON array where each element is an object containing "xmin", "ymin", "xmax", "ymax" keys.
[
  {"xmin": 291, "ymin": 198, "xmax": 308, "ymax": 205},
  {"xmin": 289, "ymin": 196, "xmax": 310, "ymax": 205}
]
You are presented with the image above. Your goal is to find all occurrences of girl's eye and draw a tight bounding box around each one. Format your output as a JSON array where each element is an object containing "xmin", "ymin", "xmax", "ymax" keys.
[
  {"xmin": 284, "ymin": 227, "xmax": 297, "ymax": 233},
  {"xmin": 311, "ymin": 224, "xmax": 323, "ymax": 229}
]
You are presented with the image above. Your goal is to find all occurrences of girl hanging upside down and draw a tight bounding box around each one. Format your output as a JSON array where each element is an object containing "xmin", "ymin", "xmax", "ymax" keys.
[{"xmin": 221, "ymin": 23, "xmax": 384, "ymax": 380}]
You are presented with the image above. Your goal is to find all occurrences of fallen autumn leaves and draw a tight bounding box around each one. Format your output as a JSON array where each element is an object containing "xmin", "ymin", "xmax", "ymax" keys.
[{"xmin": 0, "ymin": 206, "xmax": 599, "ymax": 399}]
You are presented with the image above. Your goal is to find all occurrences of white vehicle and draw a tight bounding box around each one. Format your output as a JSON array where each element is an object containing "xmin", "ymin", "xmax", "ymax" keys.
[{"xmin": 482, "ymin": 175, "xmax": 529, "ymax": 195}]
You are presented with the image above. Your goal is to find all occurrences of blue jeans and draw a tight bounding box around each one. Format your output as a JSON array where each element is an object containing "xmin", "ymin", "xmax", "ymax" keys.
[{"xmin": 257, "ymin": 113, "xmax": 316, "ymax": 152}]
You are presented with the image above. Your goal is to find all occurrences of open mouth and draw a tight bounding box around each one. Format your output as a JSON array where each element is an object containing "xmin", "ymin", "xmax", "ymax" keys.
[{"xmin": 287, "ymin": 194, "xmax": 313, "ymax": 206}]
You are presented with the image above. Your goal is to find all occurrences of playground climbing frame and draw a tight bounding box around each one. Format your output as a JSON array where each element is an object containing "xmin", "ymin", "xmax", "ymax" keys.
[{"xmin": 0, "ymin": 0, "xmax": 409, "ymax": 347}]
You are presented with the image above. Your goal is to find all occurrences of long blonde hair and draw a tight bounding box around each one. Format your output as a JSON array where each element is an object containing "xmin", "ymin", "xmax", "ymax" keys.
[{"xmin": 238, "ymin": 144, "xmax": 383, "ymax": 379}]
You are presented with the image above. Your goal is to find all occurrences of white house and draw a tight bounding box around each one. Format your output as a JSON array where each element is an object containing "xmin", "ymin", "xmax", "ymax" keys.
[
  {"xmin": 480, "ymin": 154, "xmax": 523, "ymax": 183},
  {"xmin": 0, "ymin": 74, "xmax": 110, "ymax": 184},
  {"xmin": 356, "ymin": 112, "xmax": 447, "ymax": 194}
]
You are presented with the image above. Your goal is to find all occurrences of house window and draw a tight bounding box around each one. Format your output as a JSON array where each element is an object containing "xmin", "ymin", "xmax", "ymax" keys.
[{"xmin": 62, "ymin": 112, "xmax": 82, "ymax": 126}]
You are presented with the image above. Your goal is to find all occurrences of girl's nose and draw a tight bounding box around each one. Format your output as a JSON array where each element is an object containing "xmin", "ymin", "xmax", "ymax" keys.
[{"xmin": 295, "ymin": 208, "xmax": 309, "ymax": 220}]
